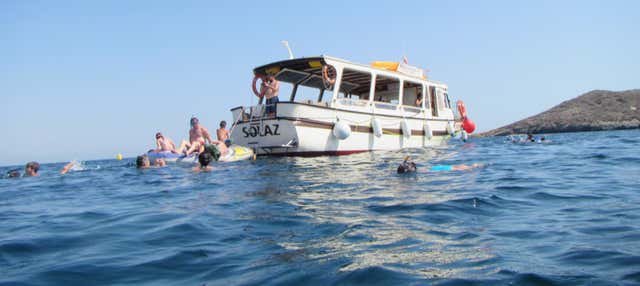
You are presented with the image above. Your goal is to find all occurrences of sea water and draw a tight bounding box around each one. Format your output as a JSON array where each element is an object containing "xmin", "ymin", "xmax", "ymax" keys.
[{"xmin": 1, "ymin": 129, "xmax": 639, "ymax": 285}]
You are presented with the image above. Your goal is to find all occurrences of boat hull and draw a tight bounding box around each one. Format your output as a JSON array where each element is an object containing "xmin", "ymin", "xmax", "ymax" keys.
[{"xmin": 230, "ymin": 102, "xmax": 454, "ymax": 156}]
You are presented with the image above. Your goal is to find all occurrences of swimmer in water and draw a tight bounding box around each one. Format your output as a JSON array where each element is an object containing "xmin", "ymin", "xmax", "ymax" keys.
[
  {"xmin": 136, "ymin": 155, "xmax": 151, "ymax": 169},
  {"xmin": 24, "ymin": 161, "xmax": 40, "ymax": 177},
  {"xmin": 153, "ymin": 158, "xmax": 167, "ymax": 167},
  {"xmin": 397, "ymin": 156, "xmax": 417, "ymax": 174},
  {"xmin": 6, "ymin": 169, "xmax": 21, "ymax": 178},
  {"xmin": 192, "ymin": 152, "xmax": 213, "ymax": 172},
  {"xmin": 430, "ymin": 163, "xmax": 483, "ymax": 171},
  {"xmin": 397, "ymin": 157, "xmax": 484, "ymax": 174}
]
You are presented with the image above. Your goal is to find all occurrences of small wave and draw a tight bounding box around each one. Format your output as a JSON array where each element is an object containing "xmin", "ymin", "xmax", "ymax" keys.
[{"xmin": 528, "ymin": 192, "xmax": 603, "ymax": 201}]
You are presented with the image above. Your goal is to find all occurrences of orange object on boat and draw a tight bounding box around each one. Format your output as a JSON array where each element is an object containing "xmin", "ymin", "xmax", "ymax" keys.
[{"xmin": 371, "ymin": 61, "xmax": 399, "ymax": 71}]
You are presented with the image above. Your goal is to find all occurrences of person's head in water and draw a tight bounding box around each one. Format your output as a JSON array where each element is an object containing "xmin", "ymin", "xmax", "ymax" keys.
[
  {"xmin": 198, "ymin": 152, "xmax": 213, "ymax": 168},
  {"xmin": 24, "ymin": 161, "xmax": 40, "ymax": 177},
  {"xmin": 527, "ymin": 132, "xmax": 534, "ymax": 141},
  {"xmin": 6, "ymin": 169, "xmax": 20, "ymax": 178},
  {"xmin": 397, "ymin": 156, "xmax": 417, "ymax": 174},
  {"xmin": 219, "ymin": 121, "xmax": 227, "ymax": 129},
  {"xmin": 190, "ymin": 117, "xmax": 200, "ymax": 128},
  {"xmin": 136, "ymin": 155, "xmax": 150, "ymax": 168}
]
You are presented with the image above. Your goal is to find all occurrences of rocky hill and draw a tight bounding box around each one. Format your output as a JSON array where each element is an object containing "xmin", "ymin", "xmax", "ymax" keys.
[{"xmin": 480, "ymin": 89, "xmax": 640, "ymax": 136}]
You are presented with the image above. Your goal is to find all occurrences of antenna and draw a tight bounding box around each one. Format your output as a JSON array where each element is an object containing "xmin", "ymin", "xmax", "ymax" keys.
[{"xmin": 281, "ymin": 41, "xmax": 294, "ymax": 59}]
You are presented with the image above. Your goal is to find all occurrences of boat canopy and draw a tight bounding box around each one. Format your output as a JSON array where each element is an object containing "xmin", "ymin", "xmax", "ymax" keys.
[
  {"xmin": 253, "ymin": 57, "xmax": 332, "ymax": 91},
  {"xmin": 253, "ymin": 56, "xmax": 444, "ymax": 96}
]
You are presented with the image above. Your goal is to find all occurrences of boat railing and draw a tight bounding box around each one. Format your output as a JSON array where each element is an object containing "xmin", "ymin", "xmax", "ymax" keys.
[{"xmin": 233, "ymin": 104, "xmax": 273, "ymax": 122}]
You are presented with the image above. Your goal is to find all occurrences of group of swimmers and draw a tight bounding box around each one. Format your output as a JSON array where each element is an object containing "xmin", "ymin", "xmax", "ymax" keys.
[
  {"xmin": 507, "ymin": 132, "xmax": 549, "ymax": 144},
  {"xmin": 135, "ymin": 117, "xmax": 231, "ymax": 171}
]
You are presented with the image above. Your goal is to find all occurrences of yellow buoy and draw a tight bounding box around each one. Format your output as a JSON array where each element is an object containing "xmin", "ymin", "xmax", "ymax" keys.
[{"xmin": 116, "ymin": 153, "xmax": 123, "ymax": 160}]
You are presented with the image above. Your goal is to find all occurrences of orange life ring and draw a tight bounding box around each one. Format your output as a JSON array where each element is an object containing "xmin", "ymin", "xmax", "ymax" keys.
[
  {"xmin": 457, "ymin": 101, "xmax": 467, "ymax": 119},
  {"xmin": 322, "ymin": 65, "xmax": 336, "ymax": 86},
  {"xmin": 252, "ymin": 74, "xmax": 266, "ymax": 98}
]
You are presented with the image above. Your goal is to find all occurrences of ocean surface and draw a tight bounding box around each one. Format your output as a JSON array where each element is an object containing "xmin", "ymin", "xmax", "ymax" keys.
[{"xmin": 1, "ymin": 129, "xmax": 639, "ymax": 286}]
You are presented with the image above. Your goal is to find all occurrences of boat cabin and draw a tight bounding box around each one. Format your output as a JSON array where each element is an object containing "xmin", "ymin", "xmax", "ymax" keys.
[{"xmin": 246, "ymin": 56, "xmax": 453, "ymax": 120}]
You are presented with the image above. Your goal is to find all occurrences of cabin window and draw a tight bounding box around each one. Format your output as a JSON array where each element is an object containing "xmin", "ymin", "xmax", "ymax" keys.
[
  {"xmin": 373, "ymin": 75, "xmax": 400, "ymax": 110},
  {"xmin": 436, "ymin": 88, "xmax": 446, "ymax": 111},
  {"xmin": 429, "ymin": 86, "xmax": 438, "ymax": 116},
  {"xmin": 337, "ymin": 69, "xmax": 371, "ymax": 104},
  {"xmin": 444, "ymin": 92, "xmax": 451, "ymax": 109},
  {"xmin": 402, "ymin": 81, "xmax": 423, "ymax": 108}
]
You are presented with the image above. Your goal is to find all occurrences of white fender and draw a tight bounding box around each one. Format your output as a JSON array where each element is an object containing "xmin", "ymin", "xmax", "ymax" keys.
[
  {"xmin": 371, "ymin": 118, "xmax": 382, "ymax": 138},
  {"xmin": 423, "ymin": 123, "xmax": 433, "ymax": 140},
  {"xmin": 333, "ymin": 120, "xmax": 351, "ymax": 140},
  {"xmin": 401, "ymin": 120, "xmax": 411, "ymax": 138},
  {"xmin": 447, "ymin": 121, "xmax": 455, "ymax": 135}
]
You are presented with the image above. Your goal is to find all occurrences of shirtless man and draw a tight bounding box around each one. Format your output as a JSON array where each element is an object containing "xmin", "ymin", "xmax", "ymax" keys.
[
  {"xmin": 216, "ymin": 121, "xmax": 230, "ymax": 141},
  {"xmin": 155, "ymin": 132, "xmax": 176, "ymax": 153},
  {"xmin": 177, "ymin": 117, "xmax": 215, "ymax": 156},
  {"xmin": 262, "ymin": 75, "xmax": 280, "ymax": 117}
]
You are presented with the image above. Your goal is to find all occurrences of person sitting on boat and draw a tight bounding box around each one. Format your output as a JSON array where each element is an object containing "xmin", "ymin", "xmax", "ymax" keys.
[
  {"xmin": 192, "ymin": 152, "xmax": 214, "ymax": 172},
  {"xmin": 177, "ymin": 117, "xmax": 215, "ymax": 156},
  {"xmin": 155, "ymin": 132, "xmax": 177, "ymax": 153},
  {"xmin": 415, "ymin": 92, "xmax": 423, "ymax": 107},
  {"xmin": 261, "ymin": 75, "xmax": 279, "ymax": 117},
  {"xmin": 216, "ymin": 121, "xmax": 230, "ymax": 141}
]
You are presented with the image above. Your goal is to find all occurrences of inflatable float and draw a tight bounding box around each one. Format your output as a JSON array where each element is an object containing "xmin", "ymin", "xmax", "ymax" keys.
[{"xmin": 147, "ymin": 145, "xmax": 254, "ymax": 164}]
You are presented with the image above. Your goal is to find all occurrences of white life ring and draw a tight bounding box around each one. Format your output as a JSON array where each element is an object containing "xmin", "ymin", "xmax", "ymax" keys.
[
  {"xmin": 371, "ymin": 118, "xmax": 382, "ymax": 138},
  {"xmin": 333, "ymin": 120, "xmax": 351, "ymax": 140},
  {"xmin": 401, "ymin": 120, "xmax": 411, "ymax": 138}
]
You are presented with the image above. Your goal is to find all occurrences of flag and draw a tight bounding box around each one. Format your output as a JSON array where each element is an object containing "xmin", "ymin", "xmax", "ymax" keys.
[{"xmin": 402, "ymin": 55, "xmax": 409, "ymax": 64}]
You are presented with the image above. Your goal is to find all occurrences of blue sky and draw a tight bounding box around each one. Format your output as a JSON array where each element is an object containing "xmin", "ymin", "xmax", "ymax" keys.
[{"xmin": 1, "ymin": 0, "xmax": 638, "ymax": 166}]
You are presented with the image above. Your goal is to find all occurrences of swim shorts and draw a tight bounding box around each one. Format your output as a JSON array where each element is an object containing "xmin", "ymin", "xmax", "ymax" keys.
[{"xmin": 265, "ymin": 96, "xmax": 279, "ymax": 114}]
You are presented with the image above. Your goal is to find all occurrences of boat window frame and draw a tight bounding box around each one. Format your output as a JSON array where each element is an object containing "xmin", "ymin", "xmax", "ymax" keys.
[
  {"xmin": 372, "ymin": 74, "xmax": 401, "ymax": 111},
  {"xmin": 401, "ymin": 79, "xmax": 424, "ymax": 112}
]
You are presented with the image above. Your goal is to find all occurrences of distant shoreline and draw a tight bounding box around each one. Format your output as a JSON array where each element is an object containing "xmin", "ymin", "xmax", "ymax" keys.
[{"xmin": 478, "ymin": 89, "xmax": 640, "ymax": 137}]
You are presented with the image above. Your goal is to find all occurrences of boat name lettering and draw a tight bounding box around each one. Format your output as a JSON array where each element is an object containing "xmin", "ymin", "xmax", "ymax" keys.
[{"xmin": 242, "ymin": 124, "xmax": 280, "ymax": 137}]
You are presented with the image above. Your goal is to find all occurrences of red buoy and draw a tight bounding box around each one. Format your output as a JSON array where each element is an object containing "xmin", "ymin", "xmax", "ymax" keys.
[{"xmin": 462, "ymin": 118, "xmax": 476, "ymax": 134}]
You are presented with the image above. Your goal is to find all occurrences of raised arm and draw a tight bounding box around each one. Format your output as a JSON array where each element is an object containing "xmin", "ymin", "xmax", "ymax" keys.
[
  {"xmin": 60, "ymin": 161, "xmax": 75, "ymax": 175},
  {"xmin": 203, "ymin": 127, "xmax": 214, "ymax": 144}
]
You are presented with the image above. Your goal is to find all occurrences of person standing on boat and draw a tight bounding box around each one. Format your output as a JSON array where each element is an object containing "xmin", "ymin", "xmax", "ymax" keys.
[
  {"xmin": 261, "ymin": 75, "xmax": 279, "ymax": 117},
  {"xmin": 177, "ymin": 117, "xmax": 215, "ymax": 156}
]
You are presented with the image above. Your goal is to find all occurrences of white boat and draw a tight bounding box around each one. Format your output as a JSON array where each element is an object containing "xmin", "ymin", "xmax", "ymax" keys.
[{"xmin": 229, "ymin": 56, "xmax": 472, "ymax": 156}]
